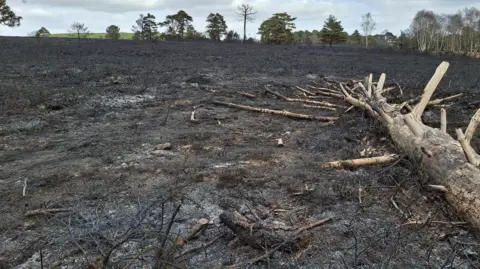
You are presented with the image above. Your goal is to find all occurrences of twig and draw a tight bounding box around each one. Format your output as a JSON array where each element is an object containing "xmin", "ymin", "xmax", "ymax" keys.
[
  {"xmin": 302, "ymin": 104, "xmax": 336, "ymax": 111},
  {"xmin": 428, "ymin": 93, "xmax": 463, "ymax": 105},
  {"xmin": 222, "ymin": 217, "xmax": 333, "ymax": 268},
  {"xmin": 23, "ymin": 178, "xmax": 27, "ymax": 197},
  {"xmin": 265, "ymin": 86, "xmax": 343, "ymax": 108},
  {"xmin": 293, "ymin": 86, "xmax": 315, "ymax": 96},
  {"xmin": 236, "ymin": 91, "xmax": 256, "ymax": 99},
  {"xmin": 212, "ymin": 100, "xmax": 338, "ymax": 122},
  {"xmin": 427, "ymin": 185, "xmax": 448, "ymax": 192},
  {"xmin": 175, "ymin": 235, "xmax": 222, "ymax": 260},
  {"xmin": 25, "ymin": 208, "xmax": 70, "ymax": 217},
  {"xmin": 390, "ymin": 197, "xmax": 408, "ymax": 219},
  {"xmin": 440, "ymin": 108, "xmax": 447, "ymax": 133}
]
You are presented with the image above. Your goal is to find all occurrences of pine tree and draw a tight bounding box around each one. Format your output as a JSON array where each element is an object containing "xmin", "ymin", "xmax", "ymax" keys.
[
  {"xmin": 206, "ymin": 13, "xmax": 228, "ymax": 41},
  {"xmin": 320, "ymin": 15, "xmax": 347, "ymax": 47},
  {"xmin": 105, "ymin": 25, "xmax": 121, "ymax": 40},
  {"xmin": 0, "ymin": 0, "xmax": 22, "ymax": 27},
  {"xmin": 350, "ymin": 29, "xmax": 362, "ymax": 44},
  {"xmin": 132, "ymin": 13, "xmax": 159, "ymax": 41},
  {"xmin": 159, "ymin": 10, "xmax": 193, "ymax": 40},
  {"xmin": 257, "ymin": 12, "xmax": 296, "ymax": 44}
]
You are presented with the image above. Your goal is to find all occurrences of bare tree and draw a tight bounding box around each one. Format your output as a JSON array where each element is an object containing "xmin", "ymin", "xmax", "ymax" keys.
[
  {"xmin": 361, "ymin": 12, "xmax": 376, "ymax": 47},
  {"xmin": 69, "ymin": 22, "xmax": 90, "ymax": 40},
  {"xmin": 236, "ymin": 4, "xmax": 257, "ymax": 43}
]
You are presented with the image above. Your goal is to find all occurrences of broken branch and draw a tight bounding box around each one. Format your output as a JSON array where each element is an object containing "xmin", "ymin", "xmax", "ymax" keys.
[
  {"xmin": 212, "ymin": 100, "xmax": 338, "ymax": 122},
  {"xmin": 25, "ymin": 208, "xmax": 71, "ymax": 217},
  {"xmin": 412, "ymin": 61, "xmax": 449, "ymax": 119},
  {"xmin": 319, "ymin": 154, "xmax": 400, "ymax": 169}
]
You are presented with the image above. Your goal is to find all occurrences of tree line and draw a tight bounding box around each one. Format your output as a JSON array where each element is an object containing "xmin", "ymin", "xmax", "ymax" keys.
[{"xmin": 2, "ymin": 0, "xmax": 480, "ymax": 54}]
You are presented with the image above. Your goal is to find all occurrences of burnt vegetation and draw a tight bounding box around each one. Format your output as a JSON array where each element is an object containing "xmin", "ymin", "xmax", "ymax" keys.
[{"xmin": 1, "ymin": 1, "xmax": 480, "ymax": 268}]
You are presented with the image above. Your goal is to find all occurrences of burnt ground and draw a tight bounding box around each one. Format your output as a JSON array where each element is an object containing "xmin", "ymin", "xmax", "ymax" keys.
[{"xmin": 1, "ymin": 37, "xmax": 479, "ymax": 269}]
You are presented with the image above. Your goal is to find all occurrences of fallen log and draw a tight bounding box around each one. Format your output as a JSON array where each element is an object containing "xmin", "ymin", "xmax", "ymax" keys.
[
  {"xmin": 212, "ymin": 100, "xmax": 338, "ymax": 122},
  {"xmin": 334, "ymin": 61, "xmax": 480, "ymax": 231}
]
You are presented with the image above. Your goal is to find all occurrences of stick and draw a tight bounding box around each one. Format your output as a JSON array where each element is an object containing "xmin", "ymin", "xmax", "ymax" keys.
[
  {"xmin": 212, "ymin": 100, "xmax": 338, "ymax": 122},
  {"xmin": 377, "ymin": 73, "xmax": 386, "ymax": 92},
  {"xmin": 237, "ymin": 91, "xmax": 256, "ymax": 99},
  {"xmin": 344, "ymin": 106, "xmax": 354, "ymax": 113},
  {"xmin": 265, "ymin": 87, "xmax": 343, "ymax": 108},
  {"xmin": 465, "ymin": 109, "xmax": 480, "ymax": 144},
  {"xmin": 319, "ymin": 154, "xmax": 400, "ymax": 169},
  {"xmin": 23, "ymin": 178, "xmax": 27, "ymax": 197},
  {"xmin": 413, "ymin": 61, "xmax": 449, "ymax": 119},
  {"xmin": 307, "ymin": 85, "xmax": 341, "ymax": 95},
  {"xmin": 294, "ymin": 86, "xmax": 315, "ymax": 96},
  {"xmin": 440, "ymin": 108, "xmax": 447, "ymax": 133},
  {"xmin": 302, "ymin": 104, "xmax": 336, "ymax": 111},
  {"xmin": 428, "ymin": 93, "xmax": 463, "ymax": 105},
  {"xmin": 25, "ymin": 208, "xmax": 71, "ymax": 217},
  {"xmin": 338, "ymin": 83, "xmax": 377, "ymax": 117},
  {"xmin": 223, "ymin": 217, "xmax": 333, "ymax": 268},
  {"xmin": 427, "ymin": 185, "xmax": 448, "ymax": 192},
  {"xmin": 404, "ymin": 113, "xmax": 424, "ymax": 137}
]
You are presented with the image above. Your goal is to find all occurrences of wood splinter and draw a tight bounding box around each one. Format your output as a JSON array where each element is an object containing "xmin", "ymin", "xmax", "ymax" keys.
[{"xmin": 319, "ymin": 154, "xmax": 400, "ymax": 169}]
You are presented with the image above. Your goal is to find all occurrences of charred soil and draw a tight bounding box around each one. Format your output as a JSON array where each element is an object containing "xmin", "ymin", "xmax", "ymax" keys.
[{"xmin": 1, "ymin": 37, "xmax": 479, "ymax": 268}]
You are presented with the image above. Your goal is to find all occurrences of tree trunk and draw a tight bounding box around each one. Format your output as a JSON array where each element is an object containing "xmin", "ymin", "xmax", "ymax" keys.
[
  {"xmin": 243, "ymin": 16, "xmax": 247, "ymax": 42},
  {"xmin": 336, "ymin": 63, "xmax": 480, "ymax": 232}
]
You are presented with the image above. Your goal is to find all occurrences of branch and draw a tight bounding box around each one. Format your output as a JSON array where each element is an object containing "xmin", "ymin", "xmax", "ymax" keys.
[
  {"xmin": 456, "ymin": 128, "xmax": 480, "ymax": 167},
  {"xmin": 440, "ymin": 108, "xmax": 447, "ymax": 133},
  {"xmin": 412, "ymin": 61, "xmax": 449, "ymax": 120},
  {"xmin": 319, "ymin": 154, "xmax": 400, "ymax": 169},
  {"xmin": 465, "ymin": 108, "xmax": 480, "ymax": 144},
  {"xmin": 265, "ymin": 87, "xmax": 342, "ymax": 108},
  {"xmin": 212, "ymin": 100, "xmax": 338, "ymax": 122}
]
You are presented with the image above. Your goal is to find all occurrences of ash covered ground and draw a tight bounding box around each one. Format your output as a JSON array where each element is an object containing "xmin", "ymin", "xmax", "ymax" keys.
[{"xmin": 1, "ymin": 37, "xmax": 479, "ymax": 268}]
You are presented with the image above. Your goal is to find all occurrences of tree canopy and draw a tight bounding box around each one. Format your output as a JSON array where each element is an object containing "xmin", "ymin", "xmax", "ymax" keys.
[
  {"xmin": 320, "ymin": 15, "xmax": 347, "ymax": 46},
  {"xmin": 132, "ymin": 13, "xmax": 159, "ymax": 41},
  {"xmin": 160, "ymin": 10, "xmax": 193, "ymax": 40},
  {"xmin": 258, "ymin": 12, "xmax": 296, "ymax": 44},
  {"xmin": 0, "ymin": 0, "xmax": 22, "ymax": 27},
  {"xmin": 105, "ymin": 25, "xmax": 121, "ymax": 39},
  {"xmin": 206, "ymin": 13, "xmax": 228, "ymax": 41}
]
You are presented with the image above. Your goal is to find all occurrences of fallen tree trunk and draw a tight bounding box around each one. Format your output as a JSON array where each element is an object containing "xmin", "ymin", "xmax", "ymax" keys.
[{"xmin": 333, "ymin": 61, "xmax": 480, "ymax": 231}]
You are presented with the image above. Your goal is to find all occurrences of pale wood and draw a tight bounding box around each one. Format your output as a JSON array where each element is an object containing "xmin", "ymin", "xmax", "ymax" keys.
[
  {"xmin": 428, "ymin": 185, "xmax": 448, "ymax": 192},
  {"xmin": 465, "ymin": 108, "xmax": 480, "ymax": 144},
  {"xmin": 302, "ymin": 104, "xmax": 336, "ymax": 111},
  {"xmin": 319, "ymin": 154, "xmax": 400, "ymax": 169},
  {"xmin": 413, "ymin": 61, "xmax": 450, "ymax": 119},
  {"xmin": 428, "ymin": 93, "xmax": 463, "ymax": 105},
  {"xmin": 404, "ymin": 113, "xmax": 424, "ymax": 137},
  {"xmin": 294, "ymin": 86, "xmax": 315, "ymax": 96},
  {"xmin": 236, "ymin": 91, "xmax": 256, "ymax": 99},
  {"xmin": 377, "ymin": 73, "xmax": 386, "ymax": 92},
  {"xmin": 334, "ymin": 61, "xmax": 480, "ymax": 231},
  {"xmin": 456, "ymin": 128, "xmax": 480, "ymax": 167},
  {"xmin": 212, "ymin": 100, "xmax": 338, "ymax": 122},
  {"xmin": 277, "ymin": 138, "xmax": 284, "ymax": 147},
  {"xmin": 441, "ymin": 108, "xmax": 447, "ymax": 133},
  {"xmin": 265, "ymin": 88, "xmax": 342, "ymax": 108}
]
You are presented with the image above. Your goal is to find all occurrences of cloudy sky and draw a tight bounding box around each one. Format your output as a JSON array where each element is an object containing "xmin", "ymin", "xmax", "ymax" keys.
[{"xmin": 1, "ymin": 0, "xmax": 479, "ymax": 38}]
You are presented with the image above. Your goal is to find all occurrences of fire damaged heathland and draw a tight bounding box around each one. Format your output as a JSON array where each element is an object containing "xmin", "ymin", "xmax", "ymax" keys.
[{"xmin": 1, "ymin": 37, "xmax": 480, "ymax": 268}]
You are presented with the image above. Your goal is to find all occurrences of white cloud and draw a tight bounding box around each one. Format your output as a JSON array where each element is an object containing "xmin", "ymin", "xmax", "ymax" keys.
[{"xmin": 0, "ymin": 0, "xmax": 479, "ymax": 37}]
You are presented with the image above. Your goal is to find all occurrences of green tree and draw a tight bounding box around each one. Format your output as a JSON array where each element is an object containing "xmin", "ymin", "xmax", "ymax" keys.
[
  {"xmin": 0, "ymin": 0, "xmax": 22, "ymax": 27},
  {"xmin": 34, "ymin": 27, "xmax": 50, "ymax": 38},
  {"xmin": 132, "ymin": 13, "xmax": 159, "ymax": 41},
  {"xmin": 225, "ymin": 30, "xmax": 240, "ymax": 42},
  {"xmin": 258, "ymin": 12, "xmax": 296, "ymax": 44},
  {"xmin": 184, "ymin": 25, "xmax": 206, "ymax": 40},
  {"xmin": 206, "ymin": 13, "xmax": 228, "ymax": 41},
  {"xmin": 350, "ymin": 29, "xmax": 362, "ymax": 44},
  {"xmin": 159, "ymin": 10, "xmax": 193, "ymax": 40},
  {"xmin": 69, "ymin": 22, "xmax": 90, "ymax": 39},
  {"xmin": 105, "ymin": 25, "xmax": 121, "ymax": 39},
  {"xmin": 320, "ymin": 15, "xmax": 347, "ymax": 47}
]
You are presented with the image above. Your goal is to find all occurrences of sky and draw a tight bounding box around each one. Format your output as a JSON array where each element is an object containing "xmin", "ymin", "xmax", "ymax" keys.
[{"xmin": 1, "ymin": 0, "xmax": 479, "ymax": 38}]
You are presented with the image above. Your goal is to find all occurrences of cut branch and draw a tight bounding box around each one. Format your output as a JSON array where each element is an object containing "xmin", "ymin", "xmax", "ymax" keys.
[
  {"xmin": 319, "ymin": 154, "xmax": 400, "ymax": 169},
  {"xmin": 440, "ymin": 108, "xmax": 447, "ymax": 133},
  {"xmin": 212, "ymin": 100, "xmax": 338, "ymax": 122}
]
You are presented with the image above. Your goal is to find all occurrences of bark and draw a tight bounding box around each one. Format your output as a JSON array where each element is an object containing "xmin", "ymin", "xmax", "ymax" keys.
[{"xmin": 336, "ymin": 61, "xmax": 480, "ymax": 231}]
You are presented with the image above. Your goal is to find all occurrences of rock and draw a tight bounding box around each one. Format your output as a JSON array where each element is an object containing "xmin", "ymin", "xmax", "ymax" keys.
[{"xmin": 155, "ymin": 142, "xmax": 172, "ymax": 150}]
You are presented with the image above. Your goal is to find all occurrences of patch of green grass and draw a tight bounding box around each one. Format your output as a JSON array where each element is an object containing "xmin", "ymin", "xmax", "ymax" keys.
[{"xmin": 48, "ymin": 32, "xmax": 134, "ymax": 40}]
